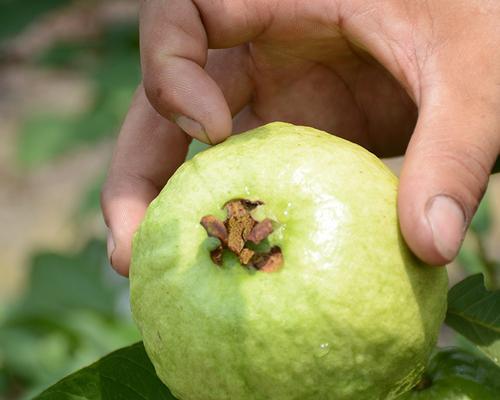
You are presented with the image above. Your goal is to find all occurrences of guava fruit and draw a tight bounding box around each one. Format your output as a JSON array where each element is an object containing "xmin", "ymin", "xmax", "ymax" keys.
[
  {"xmin": 130, "ymin": 122, "xmax": 448, "ymax": 400},
  {"xmin": 399, "ymin": 348, "xmax": 500, "ymax": 399}
]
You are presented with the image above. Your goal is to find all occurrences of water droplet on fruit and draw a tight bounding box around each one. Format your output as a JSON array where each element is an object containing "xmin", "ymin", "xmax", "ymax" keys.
[
  {"xmin": 315, "ymin": 342, "xmax": 330, "ymax": 357},
  {"xmin": 283, "ymin": 202, "xmax": 292, "ymax": 217}
]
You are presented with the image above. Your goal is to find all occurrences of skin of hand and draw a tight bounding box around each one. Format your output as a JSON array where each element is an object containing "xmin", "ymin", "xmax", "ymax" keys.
[{"xmin": 101, "ymin": 0, "xmax": 500, "ymax": 276}]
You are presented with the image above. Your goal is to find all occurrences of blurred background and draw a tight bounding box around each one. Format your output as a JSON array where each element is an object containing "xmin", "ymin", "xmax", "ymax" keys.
[{"xmin": 0, "ymin": 1, "xmax": 499, "ymax": 399}]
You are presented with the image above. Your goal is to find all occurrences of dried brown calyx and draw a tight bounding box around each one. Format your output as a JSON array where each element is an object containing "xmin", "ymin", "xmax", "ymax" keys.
[{"xmin": 200, "ymin": 199, "xmax": 283, "ymax": 272}]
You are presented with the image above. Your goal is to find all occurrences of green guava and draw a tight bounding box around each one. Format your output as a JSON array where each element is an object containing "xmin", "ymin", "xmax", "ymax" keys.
[
  {"xmin": 130, "ymin": 122, "xmax": 448, "ymax": 400},
  {"xmin": 399, "ymin": 348, "xmax": 500, "ymax": 399}
]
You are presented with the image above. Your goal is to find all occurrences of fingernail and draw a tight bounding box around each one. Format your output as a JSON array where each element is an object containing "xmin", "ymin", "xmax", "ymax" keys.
[
  {"xmin": 174, "ymin": 115, "xmax": 212, "ymax": 144},
  {"xmin": 107, "ymin": 229, "xmax": 115, "ymax": 266},
  {"xmin": 426, "ymin": 195, "xmax": 466, "ymax": 261}
]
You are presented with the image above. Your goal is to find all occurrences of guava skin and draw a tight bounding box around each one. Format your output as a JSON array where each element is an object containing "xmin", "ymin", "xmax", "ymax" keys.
[
  {"xmin": 399, "ymin": 348, "xmax": 500, "ymax": 399},
  {"xmin": 130, "ymin": 122, "xmax": 448, "ymax": 400}
]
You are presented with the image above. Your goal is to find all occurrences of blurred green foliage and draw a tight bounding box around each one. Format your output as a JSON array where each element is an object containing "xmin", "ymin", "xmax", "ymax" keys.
[
  {"xmin": 0, "ymin": 0, "xmax": 71, "ymax": 41},
  {"xmin": 470, "ymin": 194, "xmax": 492, "ymax": 236},
  {"xmin": 17, "ymin": 21, "xmax": 141, "ymax": 168},
  {"xmin": 0, "ymin": 240, "xmax": 140, "ymax": 400},
  {"xmin": 1, "ymin": 2, "xmax": 142, "ymax": 399},
  {"xmin": 457, "ymin": 194, "xmax": 499, "ymax": 290}
]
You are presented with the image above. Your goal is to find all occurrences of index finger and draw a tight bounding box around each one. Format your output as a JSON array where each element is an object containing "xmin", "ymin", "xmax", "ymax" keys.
[
  {"xmin": 139, "ymin": 0, "xmax": 269, "ymax": 143},
  {"xmin": 101, "ymin": 85, "xmax": 190, "ymax": 276}
]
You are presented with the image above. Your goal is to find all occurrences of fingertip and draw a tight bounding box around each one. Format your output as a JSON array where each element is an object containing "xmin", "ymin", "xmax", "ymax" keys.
[
  {"xmin": 106, "ymin": 228, "xmax": 115, "ymax": 266},
  {"xmin": 173, "ymin": 114, "xmax": 213, "ymax": 145},
  {"xmin": 425, "ymin": 195, "xmax": 466, "ymax": 263},
  {"xmin": 105, "ymin": 227, "xmax": 129, "ymax": 277},
  {"xmin": 101, "ymin": 187, "xmax": 150, "ymax": 277},
  {"xmin": 109, "ymin": 239, "xmax": 131, "ymax": 278},
  {"xmin": 397, "ymin": 147, "xmax": 469, "ymax": 267},
  {"xmin": 398, "ymin": 187, "xmax": 453, "ymax": 267},
  {"xmin": 143, "ymin": 67, "xmax": 233, "ymax": 145},
  {"xmin": 397, "ymin": 132, "xmax": 491, "ymax": 266}
]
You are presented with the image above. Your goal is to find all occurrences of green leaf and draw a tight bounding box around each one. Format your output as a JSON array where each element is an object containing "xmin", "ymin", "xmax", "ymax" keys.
[
  {"xmin": 398, "ymin": 347, "xmax": 500, "ymax": 399},
  {"xmin": 34, "ymin": 342, "xmax": 177, "ymax": 400},
  {"xmin": 10, "ymin": 240, "xmax": 124, "ymax": 319},
  {"xmin": 428, "ymin": 348, "xmax": 500, "ymax": 390},
  {"xmin": 445, "ymin": 274, "xmax": 500, "ymax": 364},
  {"xmin": 470, "ymin": 194, "xmax": 492, "ymax": 235}
]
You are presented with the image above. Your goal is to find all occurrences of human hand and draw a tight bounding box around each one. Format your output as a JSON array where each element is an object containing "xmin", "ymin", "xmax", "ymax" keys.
[{"xmin": 102, "ymin": 0, "xmax": 500, "ymax": 276}]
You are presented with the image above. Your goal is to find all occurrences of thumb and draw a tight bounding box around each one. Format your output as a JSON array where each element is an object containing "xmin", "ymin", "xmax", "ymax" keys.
[{"xmin": 399, "ymin": 91, "xmax": 500, "ymax": 265}]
